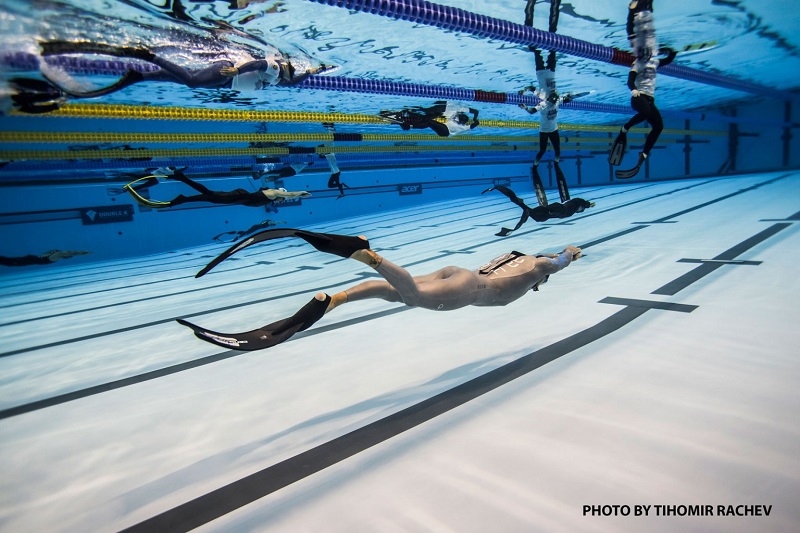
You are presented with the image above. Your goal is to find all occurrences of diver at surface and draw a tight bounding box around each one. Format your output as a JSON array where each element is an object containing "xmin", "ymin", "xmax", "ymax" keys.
[
  {"xmin": 610, "ymin": 0, "xmax": 677, "ymax": 179},
  {"xmin": 380, "ymin": 101, "xmax": 480, "ymax": 137}
]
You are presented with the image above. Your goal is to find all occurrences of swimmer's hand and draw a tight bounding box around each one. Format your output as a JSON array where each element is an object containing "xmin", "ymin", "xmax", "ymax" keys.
[
  {"xmin": 563, "ymin": 245, "xmax": 582, "ymax": 260},
  {"xmin": 220, "ymin": 66, "xmax": 239, "ymax": 77}
]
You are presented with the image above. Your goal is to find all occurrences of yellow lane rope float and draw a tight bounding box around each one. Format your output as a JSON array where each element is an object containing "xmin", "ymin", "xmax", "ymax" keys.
[{"xmin": 15, "ymin": 103, "xmax": 724, "ymax": 137}]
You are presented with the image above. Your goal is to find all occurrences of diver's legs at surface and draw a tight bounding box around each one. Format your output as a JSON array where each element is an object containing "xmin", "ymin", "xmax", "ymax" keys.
[
  {"xmin": 549, "ymin": 0, "xmax": 561, "ymax": 32},
  {"xmin": 534, "ymin": 131, "xmax": 549, "ymax": 164},
  {"xmin": 554, "ymin": 161, "xmax": 570, "ymax": 203},
  {"xmin": 524, "ymin": 0, "xmax": 535, "ymax": 27},
  {"xmin": 531, "ymin": 165, "xmax": 549, "ymax": 207}
]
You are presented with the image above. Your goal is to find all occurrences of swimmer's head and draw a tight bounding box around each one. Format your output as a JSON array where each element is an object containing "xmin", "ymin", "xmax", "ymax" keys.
[{"xmin": 453, "ymin": 112, "xmax": 470, "ymax": 125}]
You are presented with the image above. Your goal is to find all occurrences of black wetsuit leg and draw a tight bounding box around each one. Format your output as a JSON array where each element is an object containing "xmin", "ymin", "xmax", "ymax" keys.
[
  {"xmin": 549, "ymin": 0, "xmax": 561, "ymax": 33},
  {"xmin": 549, "ymin": 130, "xmax": 561, "ymax": 160},
  {"xmin": 524, "ymin": 0, "xmax": 535, "ymax": 27},
  {"xmin": 625, "ymin": 95, "xmax": 663, "ymax": 156},
  {"xmin": 535, "ymin": 131, "xmax": 550, "ymax": 162},
  {"xmin": 328, "ymin": 172, "xmax": 347, "ymax": 196},
  {"xmin": 637, "ymin": 96, "xmax": 663, "ymax": 155},
  {"xmin": 0, "ymin": 255, "xmax": 51, "ymax": 267},
  {"xmin": 426, "ymin": 119, "xmax": 451, "ymax": 137},
  {"xmin": 170, "ymin": 171, "xmax": 215, "ymax": 195},
  {"xmin": 169, "ymin": 189, "xmax": 253, "ymax": 207}
]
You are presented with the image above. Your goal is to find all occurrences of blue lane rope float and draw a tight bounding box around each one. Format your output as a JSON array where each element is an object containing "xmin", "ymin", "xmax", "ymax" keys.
[{"xmin": 303, "ymin": 0, "xmax": 797, "ymax": 102}]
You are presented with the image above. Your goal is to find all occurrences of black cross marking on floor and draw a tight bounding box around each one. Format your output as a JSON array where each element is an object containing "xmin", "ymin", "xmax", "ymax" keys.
[{"xmin": 652, "ymin": 222, "xmax": 791, "ymax": 296}]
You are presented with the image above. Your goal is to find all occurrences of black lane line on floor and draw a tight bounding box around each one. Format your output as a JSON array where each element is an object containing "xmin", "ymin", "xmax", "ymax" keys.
[
  {"xmin": 121, "ymin": 305, "xmax": 657, "ymax": 533},
  {"xmin": 0, "ymin": 307, "xmax": 411, "ymax": 421},
  {"xmin": 652, "ymin": 222, "xmax": 793, "ymax": 296},
  {"xmin": 599, "ymin": 297, "xmax": 698, "ymax": 313}
]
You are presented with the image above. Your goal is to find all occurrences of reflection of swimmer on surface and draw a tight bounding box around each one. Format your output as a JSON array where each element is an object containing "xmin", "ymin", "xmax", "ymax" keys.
[
  {"xmin": 178, "ymin": 229, "xmax": 582, "ymax": 351},
  {"xmin": 0, "ymin": 250, "xmax": 91, "ymax": 267},
  {"xmin": 212, "ymin": 219, "xmax": 285, "ymax": 243},
  {"xmin": 37, "ymin": 40, "xmax": 332, "ymax": 98},
  {"xmin": 322, "ymin": 152, "xmax": 350, "ymax": 198},
  {"xmin": 252, "ymin": 161, "xmax": 310, "ymax": 183},
  {"xmin": 380, "ymin": 101, "xmax": 479, "ymax": 137},
  {"xmin": 123, "ymin": 168, "xmax": 309, "ymax": 209}
]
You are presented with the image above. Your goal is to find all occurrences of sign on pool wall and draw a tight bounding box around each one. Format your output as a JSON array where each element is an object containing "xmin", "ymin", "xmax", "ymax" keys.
[
  {"xmin": 81, "ymin": 205, "xmax": 135, "ymax": 225},
  {"xmin": 398, "ymin": 183, "xmax": 423, "ymax": 195}
]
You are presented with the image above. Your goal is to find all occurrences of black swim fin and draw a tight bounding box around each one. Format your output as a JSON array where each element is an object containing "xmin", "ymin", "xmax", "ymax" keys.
[
  {"xmin": 531, "ymin": 165, "xmax": 548, "ymax": 207},
  {"xmin": 195, "ymin": 229, "xmax": 370, "ymax": 278},
  {"xmin": 608, "ymin": 131, "xmax": 627, "ymax": 166},
  {"xmin": 482, "ymin": 185, "xmax": 532, "ymax": 236},
  {"xmin": 178, "ymin": 294, "xmax": 331, "ymax": 351},
  {"xmin": 44, "ymin": 70, "xmax": 144, "ymax": 98},
  {"xmin": 615, "ymin": 153, "xmax": 646, "ymax": 179},
  {"xmin": 122, "ymin": 176, "xmax": 171, "ymax": 208}
]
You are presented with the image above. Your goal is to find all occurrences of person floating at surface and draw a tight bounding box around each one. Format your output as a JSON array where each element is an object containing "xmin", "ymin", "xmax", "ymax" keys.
[
  {"xmin": 122, "ymin": 168, "xmax": 309, "ymax": 209},
  {"xmin": 37, "ymin": 40, "xmax": 331, "ymax": 98},
  {"xmin": 610, "ymin": 0, "xmax": 677, "ymax": 179},
  {"xmin": 177, "ymin": 228, "xmax": 582, "ymax": 351},
  {"xmin": 482, "ymin": 185, "xmax": 594, "ymax": 236},
  {"xmin": 0, "ymin": 250, "xmax": 90, "ymax": 267},
  {"xmin": 253, "ymin": 161, "xmax": 311, "ymax": 183},
  {"xmin": 323, "ymin": 152, "xmax": 350, "ymax": 199},
  {"xmin": 381, "ymin": 101, "xmax": 479, "ymax": 137},
  {"xmin": 518, "ymin": 0, "xmax": 579, "ymax": 206}
]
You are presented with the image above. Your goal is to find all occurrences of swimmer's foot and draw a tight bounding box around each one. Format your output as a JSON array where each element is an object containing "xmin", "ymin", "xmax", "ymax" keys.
[{"xmin": 325, "ymin": 291, "xmax": 347, "ymax": 313}]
